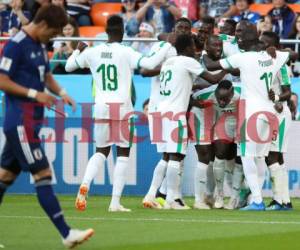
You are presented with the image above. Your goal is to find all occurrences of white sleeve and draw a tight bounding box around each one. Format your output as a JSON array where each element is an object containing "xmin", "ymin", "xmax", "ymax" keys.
[
  {"xmin": 275, "ymin": 51, "xmax": 289, "ymax": 71},
  {"xmin": 65, "ymin": 48, "xmax": 90, "ymax": 72},
  {"xmin": 136, "ymin": 42, "xmax": 172, "ymax": 70},
  {"xmin": 185, "ymin": 57, "xmax": 205, "ymax": 77},
  {"xmin": 219, "ymin": 53, "xmax": 243, "ymax": 70}
]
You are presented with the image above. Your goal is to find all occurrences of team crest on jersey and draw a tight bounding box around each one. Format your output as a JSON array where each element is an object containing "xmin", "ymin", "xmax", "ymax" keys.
[
  {"xmin": 30, "ymin": 52, "xmax": 36, "ymax": 59},
  {"xmin": 0, "ymin": 57, "xmax": 12, "ymax": 71}
]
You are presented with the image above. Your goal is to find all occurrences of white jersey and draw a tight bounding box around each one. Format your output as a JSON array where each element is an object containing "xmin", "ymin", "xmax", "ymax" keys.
[
  {"xmin": 74, "ymin": 42, "xmax": 171, "ymax": 119},
  {"xmin": 157, "ymin": 56, "xmax": 204, "ymax": 114},
  {"xmin": 220, "ymin": 51, "xmax": 289, "ymax": 117},
  {"xmin": 272, "ymin": 64, "xmax": 290, "ymax": 108},
  {"xmin": 219, "ymin": 34, "xmax": 241, "ymax": 57},
  {"xmin": 148, "ymin": 42, "xmax": 177, "ymax": 112}
]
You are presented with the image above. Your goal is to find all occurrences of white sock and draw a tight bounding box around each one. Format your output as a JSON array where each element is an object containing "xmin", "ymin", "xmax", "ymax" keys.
[
  {"xmin": 255, "ymin": 157, "xmax": 266, "ymax": 189},
  {"xmin": 213, "ymin": 157, "xmax": 225, "ymax": 196},
  {"xmin": 194, "ymin": 162, "xmax": 208, "ymax": 203},
  {"xmin": 110, "ymin": 156, "xmax": 129, "ymax": 207},
  {"xmin": 174, "ymin": 160, "xmax": 184, "ymax": 199},
  {"xmin": 231, "ymin": 163, "xmax": 243, "ymax": 198},
  {"xmin": 281, "ymin": 164, "xmax": 291, "ymax": 204},
  {"xmin": 166, "ymin": 161, "xmax": 181, "ymax": 203},
  {"xmin": 225, "ymin": 159, "xmax": 235, "ymax": 188},
  {"xmin": 241, "ymin": 156, "xmax": 263, "ymax": 204},
  {"xmin": 206, "ymin": 161, "xmax": 215, "ymax": 196},
  {"xmin": 82, "ymin": 152, "xmax": 106, "ymax": 189},
  {"xmin": 159, "ymin": 176, "xmax": 167, "ymax": 195},
  {"xmin": 269, "ymin": 163, "xmax": 283, "ymax": 204},
  {"xmin": 147, "ymin": 160, "xmax": 167, "ymax": 198}
]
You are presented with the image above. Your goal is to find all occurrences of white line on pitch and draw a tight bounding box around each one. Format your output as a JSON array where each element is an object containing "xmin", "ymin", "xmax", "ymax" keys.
[{"xmin": 0, "ymin": 215, "xmax": 300, "ymax": 225}]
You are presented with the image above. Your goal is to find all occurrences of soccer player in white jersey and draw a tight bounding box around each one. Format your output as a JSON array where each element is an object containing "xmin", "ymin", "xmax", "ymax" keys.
[
  {"xmin": 192, "ymin": 79, "xmax": 243, "ymax": 210},
  {"xmin": 260, "ymin": 31, "xmax": 293, "ymax": 211},
  {"xmin": 65, "ymin": 15, "xmax": 172, "ymax": 212},
  {"xmin": 142, "ymin": 18, "xmax": 192, "ymax": 209},
  {"xmin": 207, "ymin": 26, "xmax": 291, "ymax": 211},
  {"xmin": 157, "ymin": 34, "xmax": 226, "ymax": 209}
]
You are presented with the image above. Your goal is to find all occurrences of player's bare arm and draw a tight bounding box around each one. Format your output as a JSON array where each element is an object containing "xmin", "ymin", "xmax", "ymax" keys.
[
  {"xmin": 200, "ymin": 70, "xmax": 227, "ymax": 84},
  {"xmin": 45, "ymin": 73, "xmax": 76, "ymax": 112},
  {"xmin": 0, "ymin": 73, "xmax": 56, "ymax": 107},
  {"xmin": 140, "ymin": 66, "xmax": 161, "ymax": 77}
]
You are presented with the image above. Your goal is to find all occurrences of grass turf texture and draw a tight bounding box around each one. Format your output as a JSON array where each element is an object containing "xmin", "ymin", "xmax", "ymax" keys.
[{"xmin": 0, "ymin": 195, "xmax": 300, "ymax": 250}]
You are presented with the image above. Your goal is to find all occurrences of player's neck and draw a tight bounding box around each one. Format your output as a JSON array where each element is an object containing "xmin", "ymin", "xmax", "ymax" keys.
[{"xmin": 23, "ymin": 23, "xmax": 39, "ymax": 42}]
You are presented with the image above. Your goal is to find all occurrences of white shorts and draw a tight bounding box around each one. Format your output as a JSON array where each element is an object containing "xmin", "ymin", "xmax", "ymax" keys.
[
  {"xmin": 238, "ymin": 114, "xmax": 277, "ymax": 157},
  {"xmin": 270, "ymin": 106, "xmax": 292, "ymax": 153},
  {"xmin": 94, "ymin": 119, "xmax": 135, "ymax": 148},
  {"xmin": 214, "ymin": 116, "xmax": 237, "ymax": 142},
  {"xmin": 189, "ymin": 106, "xmax": 215, "ymax": 145},
  {"xmin": 156, "ymin": 117, "xmax": 188, "ymax": 155}
]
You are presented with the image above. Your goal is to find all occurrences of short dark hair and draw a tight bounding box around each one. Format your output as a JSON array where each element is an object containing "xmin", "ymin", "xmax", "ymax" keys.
[
  {"xmin": 106, "ymin": 15, "xmax": 124, "ymax": 34},
  {"xmin": 261, "ymin": 31, "xmax": 280, "ymax": 47},
  {"xmin": 143, "ymin": 98, "xmax": 149, "ymax": 109},
  {"xmin": 202, "ymin": 16, "xmax": 215, "ymax": 26},
  {"xmin": 33, "ymin": 4, "xmax": 68, "ymax": 29},
  {"xmin": 216, "ymin": 80, "xmax": 233, "ymax": 91},
  {"xmin": 225, "ymin": 19, "xmax": 237, "ymax": 29},
  {"xmin": 175, "ymin": 17, "xmax": 192, "ymax": 28},
  {"xmin": 175, "ymin": 34, "xmax": 193, "ymax": 54}
]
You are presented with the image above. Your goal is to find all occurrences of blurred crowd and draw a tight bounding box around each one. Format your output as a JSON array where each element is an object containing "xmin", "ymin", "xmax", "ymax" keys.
[{"xmin": 1, "ymin": 0, "xmax": 300, "ymax": 114}]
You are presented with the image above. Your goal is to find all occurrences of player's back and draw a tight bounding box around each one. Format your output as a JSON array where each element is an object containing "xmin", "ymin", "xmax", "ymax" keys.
[
  {"xmin": 0, "ymin": 30, "xmax": 49, "ymax": 131},
  {"xmin": 158, "ymin": 56, "xmax": 201, "ymax": 114},
  {"xmin": 80, "ymin": 43, "xmax": 138, "ymax": 119}
]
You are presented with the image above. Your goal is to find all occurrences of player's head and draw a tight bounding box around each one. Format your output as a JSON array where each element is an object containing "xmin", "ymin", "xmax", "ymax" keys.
[
  {"xmin": 205, "ymin": 35, "xmax": 223, "ymax": 60},
  {"xmin": 106, "ymin": 15, "xmax": 124, "ymax": 42},
  {"xmin": 32, "ymin": 4, "xmax": 68, "ymax": 43},
  {"xmin": 197, "ymin": 17, "xmax": 214, "ymax": 47},
  {"xmin": 238, "ymin": 23, "xmax": 259, "ymax": 50},
  {"xmin": 202, "ymin": 16, "xmax": 215, "ymax": 35},
  {"xmin": 235, "ymin": 20, "xmax": 252, "ymax": 47},
  {"xmin": 260, "ymin": 31, "xmax": 280, "ymax": 49},
  {"xmin": 174, "ymin": 17, "xmax": 192, "ymax": 36},
  {"xmin": 215, "ymin": 80, "xmax": 234, "ymax": 108},
  {"xmin": 175, "ymin": 34, "xmax": 195, "ymax": 58},
  {"xmin": 220, "ymin": 19, "xmax": 237, "ymax": 36}
]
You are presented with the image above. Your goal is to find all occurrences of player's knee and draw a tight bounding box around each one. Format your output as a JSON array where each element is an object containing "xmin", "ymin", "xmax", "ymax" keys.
[
  {"xmin": 116, "ymin": 146, "xmax": 130, "ymax": 157},
  {"xmin": 162, "ymin": 153, "xmax": 169, "ymax": 162},
  {"xmin": 266, "ymin": 152, "xmax": 279, "ymax": 166},
  {"xmin": 96, "ymin": 146, "xmax": 111, "ymax": 158},
  {"xmin": 34, "ymin": 176, "xmax": 52, "ymax": 187}
]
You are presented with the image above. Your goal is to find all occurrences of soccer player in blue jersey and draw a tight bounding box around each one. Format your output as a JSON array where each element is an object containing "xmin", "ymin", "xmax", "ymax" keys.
[{"xmin": 0, "ymin": 4, "xmax": 94, "ymax": 248}]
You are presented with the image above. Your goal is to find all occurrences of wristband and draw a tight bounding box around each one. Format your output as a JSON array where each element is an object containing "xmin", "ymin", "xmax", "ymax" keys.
[
  {"xmin": 274, "ymin": 95, "xmax": 280, "ymax": 102},
  {"xmin": 59, "ymin": 88, "xmax": 67, "ymax": 97},
  {"xmin": 27, "ymin": 88, "xmax": 38, "ymax": 99}
]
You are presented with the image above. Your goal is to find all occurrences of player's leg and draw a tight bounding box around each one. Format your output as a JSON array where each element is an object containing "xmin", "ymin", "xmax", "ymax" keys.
[
  {"xmin": 0, "ymin": 141, "xmax": 21, "ymax": 204},
  {"xmin": 76, "ymin": 146, "xmax": 110, "ymax": 211},
  {"xmin": 194, "ymin": 144, "xmax": 213, "ymax": 209},
  {"xmin": 143, "ymin": 152, "xmax": 168, "ymax": 209},
  {"xmin": 265, "ymin": 151, "xmax": 284, "ymax": 210},
  {"xmin": 278, "ymin": 153, "xmax": 292, "ymax": 210},
  {"xmin": 8, "ymin": 126, "xmax": 94, "ymax": 247},
  {"xmin": 108, "ymin": 146, "xmax": 131, "ymax": 212},
  {"xmin": 32, "ymin": 168, "xmax": 94, "ymax": 248}
]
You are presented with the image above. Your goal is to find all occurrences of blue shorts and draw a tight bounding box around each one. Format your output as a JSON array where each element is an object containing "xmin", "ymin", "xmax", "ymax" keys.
[{"xmin": 0, "ymin": 126, "xmax": 49, "ymax": 175}]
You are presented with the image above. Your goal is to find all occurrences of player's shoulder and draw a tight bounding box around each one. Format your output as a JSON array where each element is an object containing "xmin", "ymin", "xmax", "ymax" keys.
[{"xmin": 5, "ymin": 30, "xmax": 27, "ymax": 49}]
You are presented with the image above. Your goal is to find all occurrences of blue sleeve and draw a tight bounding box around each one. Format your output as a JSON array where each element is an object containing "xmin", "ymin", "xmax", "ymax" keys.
[{"xmin": 0, "ymin": 41, "xmax": 21, "ymax": 77}]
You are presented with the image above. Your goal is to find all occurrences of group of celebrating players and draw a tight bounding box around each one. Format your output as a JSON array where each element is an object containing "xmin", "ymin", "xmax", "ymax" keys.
[{"xmin": 0, "ymin": 3, "xmax": 296, "ymax": 249}]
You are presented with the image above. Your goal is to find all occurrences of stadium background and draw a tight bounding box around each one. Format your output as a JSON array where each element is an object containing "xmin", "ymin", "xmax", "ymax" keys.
[{"xmin": 1, "ymin": 74, "xmax": 300, "ymax": 197}]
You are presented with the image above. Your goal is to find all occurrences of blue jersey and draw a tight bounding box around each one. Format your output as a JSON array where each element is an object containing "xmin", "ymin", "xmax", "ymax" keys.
[{"xmin": 0, "ymin": 30, "xmax": 50, "ymax": 132}]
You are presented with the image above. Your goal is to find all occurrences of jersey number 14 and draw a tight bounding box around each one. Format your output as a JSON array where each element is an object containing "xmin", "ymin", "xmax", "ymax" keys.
[{"xmin": 97, "ymin": 64, "xmax": 118, "ymax": 91}]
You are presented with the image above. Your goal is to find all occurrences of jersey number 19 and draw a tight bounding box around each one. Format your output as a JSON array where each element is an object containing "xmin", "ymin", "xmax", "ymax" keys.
[{"xmin": 97, "ymin": 64, "xmax": 118, "ymax": 91}]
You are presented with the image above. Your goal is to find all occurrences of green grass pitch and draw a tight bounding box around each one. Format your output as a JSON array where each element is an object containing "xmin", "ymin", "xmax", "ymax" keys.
[{"xmin": 0, "ymin": 195, "xmax": 300, "ymax": 250}]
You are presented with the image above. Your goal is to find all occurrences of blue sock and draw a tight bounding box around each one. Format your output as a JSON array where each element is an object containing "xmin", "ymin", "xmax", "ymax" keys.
[
  {"xmin": 35, "ymin": 178, "xmax": 70, "ymax": 238},
  {"xmin": 0, "ymin": 181, "xmax": 7, "ymax": 205}
]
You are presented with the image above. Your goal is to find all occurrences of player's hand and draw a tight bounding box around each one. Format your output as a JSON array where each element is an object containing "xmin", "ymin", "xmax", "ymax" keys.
[
  {"xmin": 61, "ymin": 94, "xmax": 76, "ymax": 112},
  {"xmin": 274, "ymin": 102, "xmax": 283, "ymax": 113},
  {"xmin": 266, "ymin": 46, "xmax": 277, "ymax": 58},
  {"xmin": 268, "ymin": 89, "xmax": 275, "ymax": 102},
  {"xmin": 77, "ymin": 41, "xmax": 88, "ymax": 52},
  {"xmin": 36, "ymin": 92, "xmax": 57, "ymax": 107}
]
